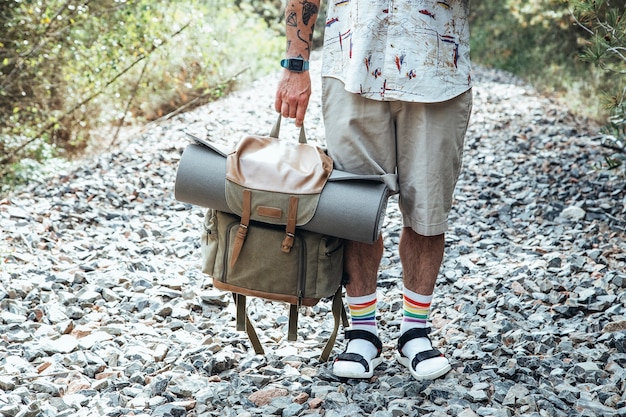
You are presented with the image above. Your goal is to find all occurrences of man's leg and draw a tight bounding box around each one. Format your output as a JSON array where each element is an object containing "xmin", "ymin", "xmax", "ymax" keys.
[
  {"xmin": 321, "ymin": 77, "xmax": 396, "ymax": 378},
  {"xmin": 393, "ymin": 91, "xmax": 472, "ymax": 380},
  {"xmin": 344, "ymin": 238, "xmax": 383, "ymax": 296},
  {"xmin": 397, "ymin": 228, "xmax": 451, "ymax": 380},
  {"xmin": 332, "ymin": 237, "xmax": 384, "ymax": 378},
  {"xmin": 399, "ymin": 229, "xmax": 443, "ymax": 294}
]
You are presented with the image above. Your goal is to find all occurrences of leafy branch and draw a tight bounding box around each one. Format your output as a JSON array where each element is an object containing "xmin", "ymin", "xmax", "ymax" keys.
[
  {"xmin": 1, "ymin": 0, "xmax": 285, "ymax": 191},
  {"xmin": 0, "ymin": 21, "xmax": 191, "ymax": 168},
  {"xmin": 570, "ymin": 0, "xmax": 626, "ymax": 150}
]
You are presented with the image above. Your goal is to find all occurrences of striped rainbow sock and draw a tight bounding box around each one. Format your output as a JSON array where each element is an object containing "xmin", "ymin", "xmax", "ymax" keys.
[
  {"xmin": 346, "ymin": 293, "xmax": 377, "ymax": 335},
  {"xmin": 401, "ymin": 288, "xmax": 432, "ymax": 333}
]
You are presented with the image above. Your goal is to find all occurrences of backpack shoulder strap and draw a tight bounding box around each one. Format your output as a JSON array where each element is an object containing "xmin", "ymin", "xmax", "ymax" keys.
[
  {"xmin": 234, "ymin": 293, "xmax": 264, "ymax": 355},
  {"xmin": 288, "ymin": 304, "xmax": 299, "ymax": 341},
  {"xmin": 319, "ymin": 286, "xmax": 347, "ymax": 362},
  {"xmin": 236, "ymin": 289, "xmax": 345, "ymax": 360}
]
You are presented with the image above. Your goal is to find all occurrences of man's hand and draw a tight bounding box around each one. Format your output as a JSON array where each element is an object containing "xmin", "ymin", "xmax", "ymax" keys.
[
  {"xmin": 275, "ymin": 69, "xmax": 312, "ymax": 128},
  {"xmin": 275, "ymin": 0, "xmax": 319, "ymax": 127}
]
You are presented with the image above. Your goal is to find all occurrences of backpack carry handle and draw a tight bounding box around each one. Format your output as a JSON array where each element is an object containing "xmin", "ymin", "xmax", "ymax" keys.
[{"xmin": 271, "ymin": 114, "xmax": 307, "ymax": 144}]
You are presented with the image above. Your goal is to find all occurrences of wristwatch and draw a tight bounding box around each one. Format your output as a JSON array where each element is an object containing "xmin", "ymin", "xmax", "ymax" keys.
[{"xmin": 280, "ymin": 58, "xmax": 309, "ymax": 72}]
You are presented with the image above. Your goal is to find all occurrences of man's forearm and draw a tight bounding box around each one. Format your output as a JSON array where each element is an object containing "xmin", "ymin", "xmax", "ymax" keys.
[{"xmin": 284, "ymin": 0, "xmax": 321, "ymax": 60}]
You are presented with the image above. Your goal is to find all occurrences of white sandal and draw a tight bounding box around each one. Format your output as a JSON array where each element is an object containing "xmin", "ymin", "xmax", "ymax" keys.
[
  {"xmin": 396, "ymin": 328, "xmax": 451, "ymax": 381},
  {"xmin": 332, "ymin": 329, "xmax": 383, "ymax": 379}
]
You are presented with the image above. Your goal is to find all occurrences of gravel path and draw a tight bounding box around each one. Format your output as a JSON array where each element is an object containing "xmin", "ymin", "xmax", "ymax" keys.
[{"xmin": 1, "ymin": 53, "xmax": 626, "ymax": 417}]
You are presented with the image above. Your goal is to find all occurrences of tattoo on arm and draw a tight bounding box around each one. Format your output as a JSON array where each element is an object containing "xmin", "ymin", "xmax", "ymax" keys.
[
  {"xmin": 301, "ymin": 0, "xmax": 319, "ymax": 26},
  {"xmin": 297, "ymin": 29, "xmax": 311, "ymax": 53},
  {"xmin": 286, "ymin": 0, "xmax": 318, "ymax": 54},
  {"xmin": 287, "ymin": 11, "xmax": 297, "ymax": 27}
]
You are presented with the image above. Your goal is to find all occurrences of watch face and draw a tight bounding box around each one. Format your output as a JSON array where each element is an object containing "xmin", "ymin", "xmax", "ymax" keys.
[{"xmin": 290, "ymin": 60, "xmax": 304, "ymax": 71}]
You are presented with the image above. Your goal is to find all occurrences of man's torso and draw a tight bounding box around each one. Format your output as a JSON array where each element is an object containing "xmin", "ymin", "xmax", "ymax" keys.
[{"xmin": 321, "ymin": 0, "xmax": 472, "ymax": 102}]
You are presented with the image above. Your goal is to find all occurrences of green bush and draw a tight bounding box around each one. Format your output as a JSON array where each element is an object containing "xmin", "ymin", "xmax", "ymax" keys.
[
  {"xmin": 0, "ymin": 0, "xmax": 283, "ymax": 188},
  {"xmin": 469, "ymin": 0, "xmax": 626, "ymax": 175},
  {"xmin": 470, "ymin": 1, "xmax": 593, "ymax": 108},
  {"xmin": 571, "ymin": 0, "xmax": 626, "ymax": 142},
  {"xmin": 471, "ymin": 0, "xmax": 625, "ymax": 129}
]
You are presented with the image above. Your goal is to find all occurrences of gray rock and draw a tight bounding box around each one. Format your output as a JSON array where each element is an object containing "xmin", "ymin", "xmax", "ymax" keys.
[
  {"xmin": 29, "ymin": 380, "xmax": 63, "ymax": 395},
  {"xmin": 152, "ymin": 404, "xmax": 187, "ymax": 417},
  {"xmin": 0, "ymin": 404, "xmax": 21, "ymax": 417},
  {"xmin": 561, "ymin": 206, "xmax": 586, "ymax": 220}
]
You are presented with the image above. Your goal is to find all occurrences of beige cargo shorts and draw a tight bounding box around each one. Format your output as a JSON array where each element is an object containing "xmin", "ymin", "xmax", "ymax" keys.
[{"xmin": 322, "ymin": 77, "xmax": 473, "ymax": 236}]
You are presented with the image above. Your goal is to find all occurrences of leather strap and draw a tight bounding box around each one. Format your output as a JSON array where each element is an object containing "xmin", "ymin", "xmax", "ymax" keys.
[
  {"xmin": 319, "ymin": 286, "xmax": 346, "ymax": 362},
  {"xmin": 233, "ymin": 293, "xmax": 264, "ymax": 355},
  {"xmin": 281, "ymin": 196, "xmax": 298, "ymax": 253},
  {"xmin": 230, "ymin": 189, "xmax": 251, "ymax": 268},
  {"xmin": 235, "ymin": 293, "xmax": 246, "ymax": 332},
  {"xmin": 341, "ymin": 301, "xmax": 349, "ymax": 328},
  {"xmin": 288, "ymin": 304, "xmax": 298, "ymax": 341}
]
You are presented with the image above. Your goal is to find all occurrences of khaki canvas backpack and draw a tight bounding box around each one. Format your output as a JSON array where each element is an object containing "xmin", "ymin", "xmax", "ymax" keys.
[{"xmin": 201, "ymin": 117, "xmax": 348, "ymax": 361}]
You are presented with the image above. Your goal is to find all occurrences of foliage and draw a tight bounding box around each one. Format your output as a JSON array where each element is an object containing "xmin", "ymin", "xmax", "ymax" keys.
[
  {"xmin": 471, "ymin": 1, "xmax": 620, "ymax": 112},
  {"xmin": 470, "ymin": 0, "xmax": 626, "ymax": 171},
  {"xmin": 470, "ymin": 0, "xmax": 588, "ymax": 96},
  {"xmin": 571, "ymin": 0, "xmax": 626, "ymax": 146},
  {"xmin": 0, "ymin": 0, "xmax": 283, "ymax": 187},
  {"xmin": 235, "ymin": 0, "xmax": 284, "ymax": 29}
]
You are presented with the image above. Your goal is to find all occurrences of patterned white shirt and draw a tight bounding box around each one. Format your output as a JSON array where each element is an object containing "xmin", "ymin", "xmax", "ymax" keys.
[{"xmin": 321, "ymin": 0, "xmax": 472, "ymax": 102}]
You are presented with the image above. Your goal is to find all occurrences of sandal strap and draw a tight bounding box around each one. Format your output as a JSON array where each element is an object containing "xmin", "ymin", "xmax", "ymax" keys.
[
  {"xmin": 344, "ymin": 329, "xmax": 383, "ymax": 353},
  {"xmin": 334, "ymin": 330, "xmax": 383, "ymax": 373},
  {"xmin": 411, "ymin": 349, "xmax": 444, "ymax": 370},
  {"xmin": 334, "ymin": 352, "xmax": 371, "ymax": 372},
  {"xmin": 397, "ymin": 327, "xmax": 431, "ymax": 353}
]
